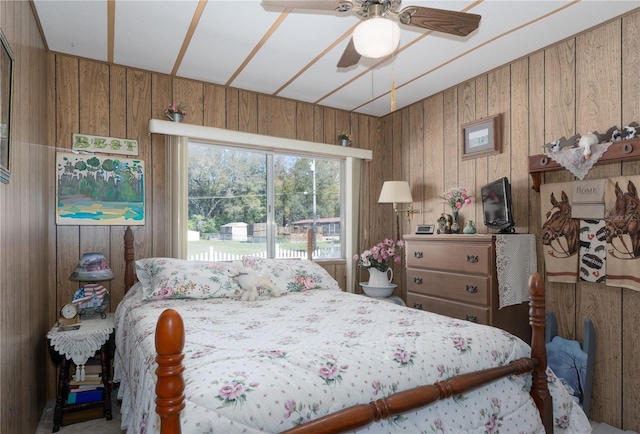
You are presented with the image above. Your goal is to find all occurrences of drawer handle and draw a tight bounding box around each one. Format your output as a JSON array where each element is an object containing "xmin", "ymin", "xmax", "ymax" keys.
[
  {"xmin": 465, "ymin": 314, "xmax": 478, "ymax": 323},
  {"xmin": 414, "ymin": 251, "xmax": 424, "ymax": 259},
  {"xmin": 413, "ymin": 277, "xmax": 423, "ymax": 284},
  {"xmin": 466, "ymin": 255, "xmax": 479, "ymax": 263},
  {"xmin": 413, "ymin": 303, "xmax": 423, "ymax": 310},
  {"xmin": 466, "ymin": 285, "xmax": 478, "ymax": 293}
]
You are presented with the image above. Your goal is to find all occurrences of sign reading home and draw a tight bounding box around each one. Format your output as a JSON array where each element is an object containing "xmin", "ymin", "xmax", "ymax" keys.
[
  {"xmin": 72, "ymin": 133, "xmax": 139, "ymax": 156},
  {"xmin": 56, "ymin": 152, "xmax": 145, "ymax": 225}
]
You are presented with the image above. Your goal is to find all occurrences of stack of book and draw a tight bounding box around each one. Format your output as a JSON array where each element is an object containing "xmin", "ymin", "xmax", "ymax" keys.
[{"xmin": 67, "ymin": 364, "xmax": 104, "ymax": 405}]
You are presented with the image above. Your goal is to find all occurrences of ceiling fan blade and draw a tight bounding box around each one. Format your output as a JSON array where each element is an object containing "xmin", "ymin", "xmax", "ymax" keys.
[
  {"xmin": 337, "ymin": 38, "xmax": 360, "ymax": 68},
  {"xmin": 262, "ymin": 0, "xmax": 353, "ymax": 13},
  {"xmin": 398, "ymin": 6, "xmax": 480, "ymax": 37}
]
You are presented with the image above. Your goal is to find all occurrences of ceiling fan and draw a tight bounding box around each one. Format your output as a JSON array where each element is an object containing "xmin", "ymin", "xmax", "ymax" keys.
[{"xmin": 261, "ymin": 0, "xmax": 481, "ymax": 67}]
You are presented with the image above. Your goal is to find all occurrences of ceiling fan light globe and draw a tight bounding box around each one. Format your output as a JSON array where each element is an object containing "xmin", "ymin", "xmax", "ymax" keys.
[{"xmin": 352, "ymin": 17, "xmax": 400, "ymax": 59}]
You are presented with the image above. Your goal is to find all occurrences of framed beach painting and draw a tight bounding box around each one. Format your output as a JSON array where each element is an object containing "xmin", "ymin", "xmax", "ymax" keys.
[
  {"xmin": 461, "ymin": 114, "xmax": 501, "ymax": 161},
  {"xmin": 56, "ymin": 152, "xmax": 145, "ymax": 225},
  {"xmin": 0, "ymin": 27, "xmax": 14, "ymax": 184}
]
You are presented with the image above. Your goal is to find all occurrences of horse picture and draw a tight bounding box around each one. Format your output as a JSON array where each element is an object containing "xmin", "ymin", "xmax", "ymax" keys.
[
  {"xmin": 604, "ymin": 180, "xmax": 640, "ymax": 259},
  {"xmin": 541, "ymin": 191, "xmax": 580, "ymax": 258}
]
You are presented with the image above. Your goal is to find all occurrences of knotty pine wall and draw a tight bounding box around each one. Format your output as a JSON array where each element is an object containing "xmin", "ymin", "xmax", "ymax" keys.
[
  {"xmin": 0, "ymin": 0, "xmax": 51, "ymax": 432},
  {"xmin": 44, "ymin": 7, "xmax": 639, "ymax": 432},
  {"xmin": 383, "ymin": 10, "xmax": 640, "ymax": 431}
]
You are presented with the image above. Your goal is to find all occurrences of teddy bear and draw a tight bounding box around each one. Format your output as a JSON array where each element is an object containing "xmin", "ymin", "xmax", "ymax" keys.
[{"xmin": 228, "ymin": 264, "xmax": 281, "ymax": 301}]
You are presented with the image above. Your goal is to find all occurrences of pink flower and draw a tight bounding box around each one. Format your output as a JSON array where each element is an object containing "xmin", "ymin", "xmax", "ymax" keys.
[
  {"xmin": 219, "ymin": 382, "xmax": 245, "ymax": 400},
  {"xmin": 303, "ymin": 276, "xmax": 316, "ymax": 290},
  {"xmin": 393, "ymin": 349, "xmax": 410, "ymax": 363},
  {"xmin": 284, "ymin": 400, "xmax": 296, "ymax": 418},
  {"xmin": 318, "ymin": 363, "xmax": 339, "ymax": 379}
]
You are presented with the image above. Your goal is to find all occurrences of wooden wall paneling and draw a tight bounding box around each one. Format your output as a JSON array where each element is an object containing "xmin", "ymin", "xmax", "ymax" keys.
[
  {"xmin": 150, "ymin": 73, "xmax": 172, "ymax": 259},
  {"xmin": 258, "ymin": 94, "xmax": 296, "ymax": 138},
  {"xmin": 528, "ymin": 51, "xmax": 545, "ymax": 269},
  {"xmin": 423, "ymin": 95, "xmax": 444, "ymax": 231},
  {"xmin": 335, "ymin": 109, "xmax": 351, "ymax": 145},
  {"xmin": 543, "ymin": 39, "xmax": 577, "ymax": 339},
  {"xmin": 123, "ymin": 70, "xmax": 152, "ymax": 268},
  {"xmin": 312, "ymin": 106, "xmax": 324, "ymax": 143},
  {"xmin": 174, "ymin": 77, "xmax": 204, "ymax": 126},
  {"xmin": 457, "ymin": 81, "xmax": 475, "ymax": 226},
  {"xmin": 295, "ymin": 102, "xmax": 315, "ymax": 142},
  {"xmin": 441, "ymin": 88, "xmax": 457, "ymax": 217},
  {"xmin": 473, "ymin": 76, "xmax": 488, "ymax": 231},
  {"xmin": 45, "ymin": 52, "xmax": 58, "ymax": 402},
  {"xmin": 77, "ymin": 59, "xmax": 111, "ymax": 299},
  {"xmin": 322, "ymin": 107, "xmax": 336, "ymax": 146},
  {"xmin": 408, "ymin": 102, "xmax": 423, "ymax": 235},
  {"xmin": 238, "ymin": 89, "xmax": 258, "ymax": 133},
  {"xmin": 487, "ymin": 66, "xmax": 511, "ymax": 202},
  {"xmin": 226, "ymin": 88, "xmax": 239, "ymax": 131},
  {"xmin": 621, "ymin": 10, "xmax": 640, "ymax": 432},
  {"xmin": 575, "ymin": 20, "xmax": 623, "ymax": 427},
  {"xmin": 204, "ymin": 83, "xmax": 226, "ymax": 128},
  {"xmin": 511, "ymin": 58, "xmax": 531, "ymax": 233},
  {"xmin": 622, "ymin": 288, "xmax": 640, "ymax": 432}
]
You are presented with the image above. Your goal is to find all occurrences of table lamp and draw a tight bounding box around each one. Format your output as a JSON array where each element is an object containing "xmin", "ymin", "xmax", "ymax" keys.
[{"xmin": 69, "ymin": 253, "xmax": 114, "ymax": 318}]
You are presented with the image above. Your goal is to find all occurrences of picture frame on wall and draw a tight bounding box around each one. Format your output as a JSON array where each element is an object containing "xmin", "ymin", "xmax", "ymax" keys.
[
  {"xmin": 0, "ymin": 27, "xmax": 14, "ymax": 184},
  {"xmin": 56, "ymin": 152, "xmax": 145, "ymax": 225},
  {"xmin": 461, "ymin": 114, "xmax": 501, "ymax": 161}
]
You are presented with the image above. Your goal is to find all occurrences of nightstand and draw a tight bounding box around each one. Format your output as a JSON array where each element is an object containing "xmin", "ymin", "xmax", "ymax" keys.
[{"xmin": 47, "ymin": 313, "xmax": 115, "ymax": 432}]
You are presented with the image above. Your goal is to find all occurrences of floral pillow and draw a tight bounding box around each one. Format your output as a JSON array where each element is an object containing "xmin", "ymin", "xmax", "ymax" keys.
[
  {"xmin": 136, "ymin": 258, "xmax": 242, "ymax": 300},
  {"xmin": 240, "ymin": 257, "xmax": 341, "ymax": 293}
]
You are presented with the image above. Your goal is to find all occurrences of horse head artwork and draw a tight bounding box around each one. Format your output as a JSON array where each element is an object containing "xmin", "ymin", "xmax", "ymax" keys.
[
  {"xmin": 541, "ymin": 191, "xmax": 580, "ymax": 257},
  {"xmin": 602, "ymin": 180, "xmax": 640, "ymax": 259}
]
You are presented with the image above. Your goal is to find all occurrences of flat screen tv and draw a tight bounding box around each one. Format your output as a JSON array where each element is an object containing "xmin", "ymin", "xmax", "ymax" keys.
[{"xmin": 481, "ymin": 177, "xmax": 515, "ymax": 233}]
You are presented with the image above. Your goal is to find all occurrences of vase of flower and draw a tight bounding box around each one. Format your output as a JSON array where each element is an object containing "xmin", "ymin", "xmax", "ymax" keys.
[
  {"xmin": 367, "ymin": 267, "xmax": 393, "ymax": 287},
  {"xmin": 164, "ymin": 102, "xmax": 187, "ymax": 123},
  {"xmin": 167, "ymin": 112, "xmax": 183, "ymax": 123},
  {"xmin": 337, "ymin": 131, "xmax": 352, "ymax": 147},
  {"xmin": 451, "ymin": 211, "xmax": 460, "ymax": 234}
]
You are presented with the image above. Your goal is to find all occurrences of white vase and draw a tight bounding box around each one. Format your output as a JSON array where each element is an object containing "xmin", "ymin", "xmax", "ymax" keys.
[{"xmin": 367, "ymin": 268, "xmax": 393, "ymax": 287}]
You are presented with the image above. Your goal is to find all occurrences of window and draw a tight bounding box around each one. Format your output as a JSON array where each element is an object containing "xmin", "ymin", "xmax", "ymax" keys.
[{"xmin": 187, "ymin": 142, "xmax": 343, "ymax": 261}]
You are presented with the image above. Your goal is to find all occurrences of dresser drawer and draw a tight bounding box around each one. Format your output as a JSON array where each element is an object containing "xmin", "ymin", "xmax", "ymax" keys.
[
  {"xmin": 406, "ymin": 241, "xmax": 492, "ymax": 275},
  {"xmin": 407, "ymin": 293, "xmax": 489, "ymax": 325},
  {"xmin": 407, "ymin": 269, "xmax": 490, "ymax": 306}
]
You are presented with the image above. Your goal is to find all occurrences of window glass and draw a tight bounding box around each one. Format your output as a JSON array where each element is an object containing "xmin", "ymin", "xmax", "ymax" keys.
[{"xmin": 187, "ymin": 143, "xmax": 343, "ymax": 261}]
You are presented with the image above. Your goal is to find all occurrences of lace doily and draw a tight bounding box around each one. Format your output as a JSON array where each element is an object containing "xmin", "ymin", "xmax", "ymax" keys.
[
  {"xmin": 544, "ymin": 142, "xmax": 613, "ymax": 180},
  {"xmin": 47, "ymin": 313, "xmax": 114, "ymax": 365},
  {"xmin": 495, "ymin": 234, "xmax": 537, "ymax": 309}
]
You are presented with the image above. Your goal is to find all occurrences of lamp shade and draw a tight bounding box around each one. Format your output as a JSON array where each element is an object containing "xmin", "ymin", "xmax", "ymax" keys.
[
  {"xmin": 352, "ymin": 17, "xmax": 400, "ymax": 59},
  {"xmin": 69, "ymin": 253, "xmax": 114, "ymax": 282},
  {"xmin": 378, "ymin": 181, "xmax": 413, "ymax": 204}
]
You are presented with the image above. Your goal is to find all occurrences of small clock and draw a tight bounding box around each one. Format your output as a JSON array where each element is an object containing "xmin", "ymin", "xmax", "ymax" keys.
[
  {"xmin": 415, "ymin": 224, "xmax": 435, "ymax": 235},
  {"xmin": 58, "ymin": 303, "xmax": 79, "ymax": 327}
]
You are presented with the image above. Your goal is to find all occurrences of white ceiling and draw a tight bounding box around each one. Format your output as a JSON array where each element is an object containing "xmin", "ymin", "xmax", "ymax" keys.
[{"xmin": 32, "ymin": 0, "xmax": 639, "ymax": 117}]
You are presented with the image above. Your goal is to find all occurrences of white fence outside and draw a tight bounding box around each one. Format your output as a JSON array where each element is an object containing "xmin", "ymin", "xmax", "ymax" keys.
[{"xmin": 188, "ymin": 246, "xmax": 314, "ymax": 262}]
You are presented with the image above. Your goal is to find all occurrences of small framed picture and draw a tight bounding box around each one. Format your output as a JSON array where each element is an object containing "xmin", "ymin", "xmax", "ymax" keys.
[{"xmin": 461, "ymin": 114, "xmax": 501, "ymax": 161}]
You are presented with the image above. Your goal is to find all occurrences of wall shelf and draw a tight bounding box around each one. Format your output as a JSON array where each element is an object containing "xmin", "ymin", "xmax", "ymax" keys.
[{"xmin": 528, "ymin": 137, "xmax": 640, "ymax": 192}]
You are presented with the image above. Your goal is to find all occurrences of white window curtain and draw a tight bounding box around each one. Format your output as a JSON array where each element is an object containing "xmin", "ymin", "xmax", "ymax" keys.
[{"xmin": 150, "ymin": 120, "xmax": 372, "ymax": 292}]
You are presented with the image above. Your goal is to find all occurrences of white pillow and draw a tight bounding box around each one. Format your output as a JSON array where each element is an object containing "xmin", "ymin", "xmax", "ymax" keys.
[
  {"xmin": 240, "ymin": 257, "xmax": 341, "ymax": 293},
  {"xmin": 136, "ymin": 258, "xmax": 242, "ymax": 300}
]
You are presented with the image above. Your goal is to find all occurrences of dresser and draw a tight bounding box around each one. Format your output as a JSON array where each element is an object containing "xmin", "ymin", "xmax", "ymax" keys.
[{"xmin": 404, "ymin": 234, "xmax": 531, "ymax": 342}]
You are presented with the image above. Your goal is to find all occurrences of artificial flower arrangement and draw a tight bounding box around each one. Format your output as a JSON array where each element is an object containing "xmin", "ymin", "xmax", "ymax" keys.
[
  {"xmin": 438, "ymin": 186, "xmax": 472, "ymax": 211},
  {"xmin": 164, "ymin": 102, "xmax": 187, "ymax": 117},
  {"xmin": 337, "ymin": 131, "xmax": 352, "ymax": 141},
  {"xmin": 353, "ymin": 238, "xmax": 404, "ymax": 272}
]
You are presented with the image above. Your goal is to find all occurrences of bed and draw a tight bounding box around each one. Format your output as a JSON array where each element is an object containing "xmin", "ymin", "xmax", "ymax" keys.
[{"xmin": 114, "ymin": 227, "xmax": 590, "ymax": 433}]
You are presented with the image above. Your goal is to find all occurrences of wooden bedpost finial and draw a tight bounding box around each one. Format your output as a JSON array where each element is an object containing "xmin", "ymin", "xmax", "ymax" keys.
[
  {"xmin": 156, "ymin": 309, "xmax": 186, "ymax": 434},
  {"xmin": 528, "ymin": 273, "xmax": 553, "ymax": 433},
  {"xmin": 124, "ymin": 226, "xmax": 137, "ymax": 293}
]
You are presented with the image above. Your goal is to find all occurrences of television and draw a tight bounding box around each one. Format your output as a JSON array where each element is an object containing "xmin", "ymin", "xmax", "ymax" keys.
[{"xmin": 481, "ymin": 177, "xmax": 515, "ymax": 233}]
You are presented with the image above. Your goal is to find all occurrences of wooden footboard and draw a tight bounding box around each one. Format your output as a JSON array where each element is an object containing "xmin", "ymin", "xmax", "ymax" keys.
[{"xmin": 123, "ymin": 227, "xmax": 553, "ymax": 434}]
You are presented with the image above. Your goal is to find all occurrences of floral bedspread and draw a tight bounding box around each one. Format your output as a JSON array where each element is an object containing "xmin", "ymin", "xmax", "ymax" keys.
[{"xmin": 114, "ymin": 284, "xmax": 590, "ymax": 433}]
